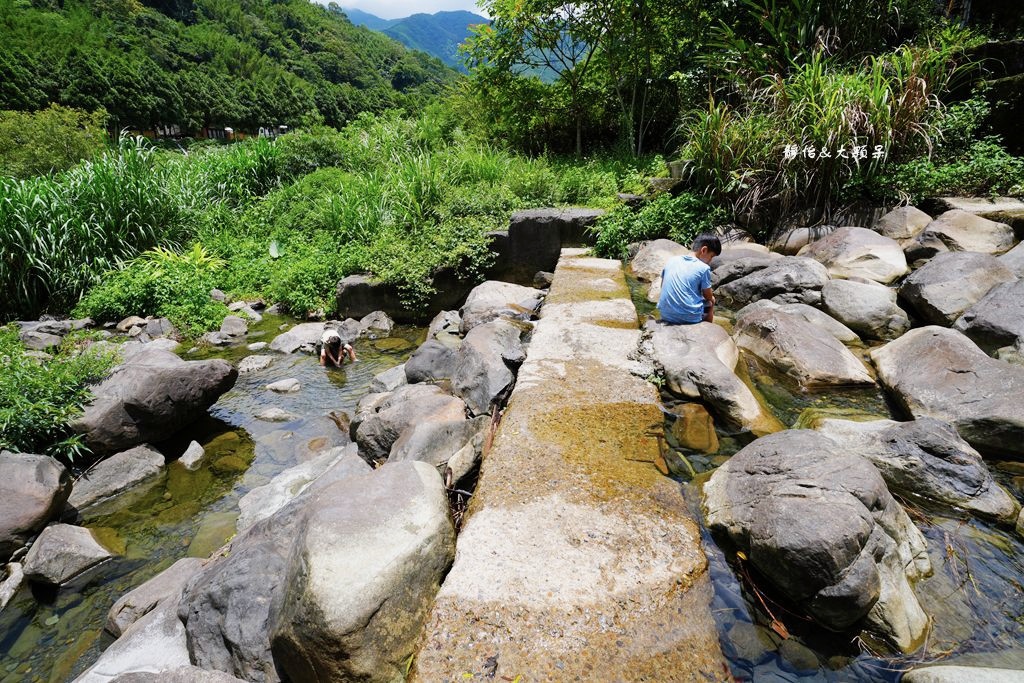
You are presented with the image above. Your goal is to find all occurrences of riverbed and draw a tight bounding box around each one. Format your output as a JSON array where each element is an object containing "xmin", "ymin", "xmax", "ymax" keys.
[{"xmin": 0, "ymin": 314, "xmax": 423, "ymax": 683}]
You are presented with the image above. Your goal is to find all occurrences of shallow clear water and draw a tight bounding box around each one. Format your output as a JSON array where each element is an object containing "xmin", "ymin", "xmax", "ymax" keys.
[
  {"xmin": 627, "ymin": 273, "xmax": 1024, "ymax": 681},
  {"xmin": 0, "ymin": 314, "xmax": 422, "ymax": 683}
]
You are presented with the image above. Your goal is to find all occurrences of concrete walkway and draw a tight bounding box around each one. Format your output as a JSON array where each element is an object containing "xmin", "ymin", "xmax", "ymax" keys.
[{"xmin": 412, "ymin": 250, "xmax": 727, "ymax": 682}]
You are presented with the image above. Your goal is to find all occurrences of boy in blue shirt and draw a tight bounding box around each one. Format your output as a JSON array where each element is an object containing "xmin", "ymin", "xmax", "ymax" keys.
[{"xmin": 657, "ymin": 234, "xmax": 722, "ymax": 324}]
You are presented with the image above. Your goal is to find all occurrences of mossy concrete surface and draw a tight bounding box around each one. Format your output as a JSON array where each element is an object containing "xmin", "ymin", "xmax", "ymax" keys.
[{"xmin": 412, "ymin": 249, "xmax": 728, "ymax": 682}]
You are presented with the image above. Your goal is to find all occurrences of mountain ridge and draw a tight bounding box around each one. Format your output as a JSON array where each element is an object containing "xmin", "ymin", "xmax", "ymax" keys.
[{"xmin": 341, "ymin": 7, "xmax": 488, "ymax": 72}]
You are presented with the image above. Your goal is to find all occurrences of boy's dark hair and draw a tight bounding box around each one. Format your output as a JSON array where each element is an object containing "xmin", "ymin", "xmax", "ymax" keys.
[{"xmin": 692, "ymin": 233, "xmax": 722, "ymax": 256}]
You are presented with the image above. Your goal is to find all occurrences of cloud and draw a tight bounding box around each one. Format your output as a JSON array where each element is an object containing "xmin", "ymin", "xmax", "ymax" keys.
[{"xmin": 326, "ymin": 1, "xmax": 486, "ymax": 20}]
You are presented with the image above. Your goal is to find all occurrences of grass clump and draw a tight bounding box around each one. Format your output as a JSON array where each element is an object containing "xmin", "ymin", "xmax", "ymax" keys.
[
  {"xmin": 0, "ymin": 325, "xmax": 117, "ymax": 462},
  {"xmin": 75, "ymin": 245, "xmax": 230, "ymax": 338},
  {"xmin": 592, "ymin": 192, "xmax": 729, "ymax": 259}
]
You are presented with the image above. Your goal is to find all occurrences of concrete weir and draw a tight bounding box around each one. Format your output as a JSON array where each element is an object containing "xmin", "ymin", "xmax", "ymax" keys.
[{"xmin": 412, "ymin": 250, "xmax": 728, "ymax": 681}]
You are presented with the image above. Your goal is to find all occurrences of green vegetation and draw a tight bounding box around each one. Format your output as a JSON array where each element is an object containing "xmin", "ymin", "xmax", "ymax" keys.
[
  {"xmin": 593, "ymin": 193, "xmax": 727, "ymax": 260},
  {"xmin": 0, "ymin": 105, "xmax": 108, "ymax": 178},
  {"xmin": 0, "ymin": 325, "xmax": 117, "ymax": 462},
  {"xmin": 0, "ymin": 0, "xmax": 455, "ymax": 132},
  {"xmin": 1, "ymin": 112, "xmax": 652, "ymax": 330}
]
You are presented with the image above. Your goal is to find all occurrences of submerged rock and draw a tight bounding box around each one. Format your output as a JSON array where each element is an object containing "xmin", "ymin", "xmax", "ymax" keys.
[
  {"xmin": 270, "ymin": 462, "xmax": 455, "ymax": 683},
  {"xmin": 799, "ymin": 226, "xmax": 909, "ymax": 284},
  {"xmin": 23, "ymin": 524, "xmax": 115, "ymax": 586},
  {"xmin": 71, "ymin": 348, "xmax": 237, "ymax": 455},
  {"xmin": 871, "ymin": 326, "xmax": 1024, "ymax": 456},
  {"xmin": 811, "ymin": 417, "xmax": 1020, "ymax": 522},
  {"xmin": 265, "ymin": 378, "xmax": 300, "ymax": 393},
  {"xmin": 66, "ymin": 444, "xmax": 165, "ymax": 512},
  {"xmin": 0, "ymin": 452, "xmax": 71, "ymax": 562},
  {"xmin": 704, "ymin": 430, "xmax": 932, "ymax": 652},
  {"xmin": 669, "ymin": 403, "xmax": 719, "ymax": 453},
  {"xmin": 237, "ymin": 355, "xmax": 273, "ymax": 374},
  {"xmin": 733, "ymin": 308, "xmax": 874, "ymax": 388}
]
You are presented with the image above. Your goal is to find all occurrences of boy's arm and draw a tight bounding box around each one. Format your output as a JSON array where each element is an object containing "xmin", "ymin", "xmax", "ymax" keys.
[{"xmin": 702, "ymin": 287, "xmax": 715, "ymax": 322}]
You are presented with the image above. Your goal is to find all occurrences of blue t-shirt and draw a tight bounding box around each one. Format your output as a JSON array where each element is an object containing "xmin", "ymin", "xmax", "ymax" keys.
[{"xmin": 658, "ymin": 254, "xmax": 711, "ymax": 324}]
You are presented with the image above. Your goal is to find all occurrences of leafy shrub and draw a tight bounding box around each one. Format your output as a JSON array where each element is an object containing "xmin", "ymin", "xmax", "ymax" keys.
[
  {"xmin": 592, "ymin": 192, "xmax": 728, "ymax": 259},
  {"xmin": 0, "ymin": 104, "xmax": 108, "ymax": 178},
  {"xmin": 0, "ymin": 136, "xmax": 181, "ymax": 319},
  {"xmin": 75, "ymin": 245, "xmax": 230, "ymax": 337},
  {"xmin": 0, "ymin": 325, "xmax": 117, "ymax": 462}
]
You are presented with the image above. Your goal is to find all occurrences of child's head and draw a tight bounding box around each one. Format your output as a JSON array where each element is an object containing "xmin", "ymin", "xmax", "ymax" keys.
[{"xmin": 691, "ymin": 233, "xmax": 722, "ymax": 264}]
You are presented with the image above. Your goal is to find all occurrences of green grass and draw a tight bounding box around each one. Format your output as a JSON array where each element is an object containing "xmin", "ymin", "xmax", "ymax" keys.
[
  {"xmin": 3, "ymin": 111, "xmax": 655, "ymax": 329},
  {"xmin": 0, "ymin": 325, "xmax": 117, "ymax": 462}
]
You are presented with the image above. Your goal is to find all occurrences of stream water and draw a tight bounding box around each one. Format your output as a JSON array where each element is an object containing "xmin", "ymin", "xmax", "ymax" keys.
[
  {"xmin": 627, "ymin": 274, "xmax": 1024, "ymax": 681},
  {"xmin": 0, "ymin": 313, "xmax": 423, "ymax": 683}
]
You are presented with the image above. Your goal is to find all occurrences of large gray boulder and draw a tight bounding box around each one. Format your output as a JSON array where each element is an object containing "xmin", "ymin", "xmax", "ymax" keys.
[
  {"xmin": 66, "ymin": 444, "xmax": 165, "ymax": 512},
  {"xmin": 23, "ymin": 524, "xmax": 114, "ymax": 585},
  {"xmin": 178, "ymin": 453, "xmax": 368, "ymax": 682},
  {"xmin": 389, "ymin": 414, "xmax": 490, "ymax": 485},
  {"xmin": 710, "ymin": 244, "xmax": 778, "ymax": 270},
  {"xmin": 872, "ymin": 206, "xmax": 932, "ymax": 245},
  {"xmin": 704, "ymin": 430, "xmax": 932, "ymax": 652},
  {"xmin": 74, "ymin": 598, "xmax": 191, "ymax": 683},
  {"xmin": 369, "ymin": 363, "xmax": 407, "ymax": 393},
  {"xmin": 733, "ymin": 308, "xmax": 873, "ymax": 388},
  {"xmin": 999, "ymin": 241, "xmax": 1024, "ymax": 277},
  {"xmin": 871, "ymin": 326, "xmax": 1024, "ymax": 456},
  {"xmin": 404, "ymin": 339, "xmax": 457, "ymax": 383},
  {"xmin": 71, "ymin": 348, "xmax": 237, "ymax": 455},
  {"xmin": 953, "ymin": 279, "xmax": 1024, "ymax": 352},
  {"xmin": 644, "ymin": 321, "xmax": 781, "ymax": 436},
  {"xmin": 106, "ymin": 557, "xmax": 205, "ymax": 637},
  {"xmin": 771, "ymin": 225, "xmax": 837, "ymax": 255},
  {"xmin": 458, "ymin": 280, "xmax": 542, "ymax": 334},
  {"xmin": 358, "ymin": 310, "xmax": 394, "ymax": 338},
  {"xmin": 268, "ymin": 322, "xmax": 324, "ymax": 354},
  {"xmin": 906, "ymin": 210, "xmax": 1017, "ymax": 265},
  {"xmin": 236, "ymin": 445, "xmax": 369, "ymax": 532},
  {"xmin": 490, "ymin": 207, "xmax": 604, "ymax": 283},
  {"xmin": 820, "ymin": 279, "xmax": 910, "ymax": 341},
  {"xmin": 354, "ymin": 384, "xmax": 467, "ymax": 461},
  {"xmin": 270, "ymin": 462, "xmax": 455, "ymax": 683},
  {"xmin": 799, "ymin": 226, "xmax": 909, "ymax": 284},
  {"xmin": 810, "ymin": 417, "xmax": 1020, "ymax": 522},
  {"xmin": 736, "ymin": 300, "xmax": 859, "ymax": 343},
  {"xmin": 451, "ymin": 319, "xmax": 526, "ymax": 415},
  {"xmin": 899, "ymin": 252, "xmax": 1016, "ymax": 326},
  {"xmin": 716, "ymin": 257, "xmax": 831, "ymax": 308},
  {"xmin": 629, "ymin": 239, "xmax": 687, "ymax": 281},
  {"xmin": 0, "ymin": 452, "xmax": 71, "ymax": 561}
]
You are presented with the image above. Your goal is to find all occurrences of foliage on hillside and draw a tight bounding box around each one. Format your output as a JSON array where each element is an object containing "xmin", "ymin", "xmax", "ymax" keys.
[
  {"xmin": 0, "ymin": 0, "xmax": 456, "ymax": 132},
  {"xmin": 0, "ymin": 104, "xmax": 108, "ymax": 177}
]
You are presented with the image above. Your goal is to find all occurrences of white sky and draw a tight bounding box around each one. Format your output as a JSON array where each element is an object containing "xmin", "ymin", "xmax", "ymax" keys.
[{"xmin": 329, "ymin": 1, "xmax": 486, "ymax": 20}]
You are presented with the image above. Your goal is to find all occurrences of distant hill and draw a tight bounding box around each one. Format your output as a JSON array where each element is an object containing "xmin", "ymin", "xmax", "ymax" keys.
[
  {"xmin": 0, "ymin": 0, "xmax": 457, "ymax": 132},
  {"xmin": 341, "ymin": 8, "xmax": 488, "ymax": 72}
]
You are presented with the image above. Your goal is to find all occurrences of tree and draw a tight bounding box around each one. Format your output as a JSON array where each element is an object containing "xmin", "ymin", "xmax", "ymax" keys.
[
  {"xmin": 0, "ymin": 105, "xmax": 108, "ymax": 177},
  {"xmin": 465, "ymin": 0, "xmax": 606, "ymax": 156}
]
